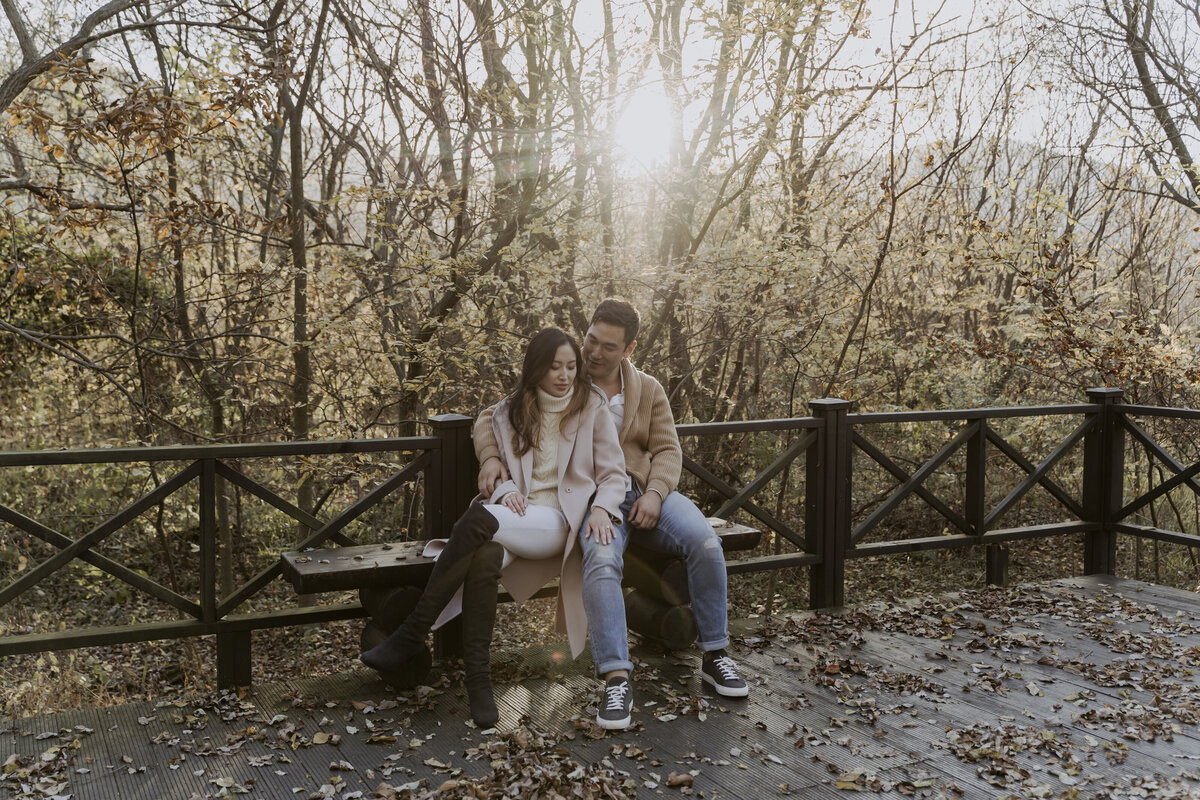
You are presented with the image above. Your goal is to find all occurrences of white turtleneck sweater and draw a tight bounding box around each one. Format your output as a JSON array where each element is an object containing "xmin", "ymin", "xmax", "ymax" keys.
[{"xmin": 525, "ymin": 387, "xmax": 573, "ymax": 510}]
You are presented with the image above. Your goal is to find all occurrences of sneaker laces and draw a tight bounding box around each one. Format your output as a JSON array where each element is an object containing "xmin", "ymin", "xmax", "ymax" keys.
[
  {"xmin": 603, "ymin": 681, "xmax": 630, "ymax": 711},
  {"xmin": 711, "ymin": 656, "xmax": 741, "ymax": 681}
]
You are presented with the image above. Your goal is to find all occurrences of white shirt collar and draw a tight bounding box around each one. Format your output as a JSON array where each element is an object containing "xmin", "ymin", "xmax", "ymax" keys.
[{"xmin": 592, "ymin": 367, "xmax": 625, "ymax": 404}]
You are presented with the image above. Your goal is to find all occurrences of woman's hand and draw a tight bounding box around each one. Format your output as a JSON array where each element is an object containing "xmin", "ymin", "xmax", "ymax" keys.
[
  {"xmin": 585, "ymin": 506, "xmax": 618, "ymax": 545},
  {"xmin": 500, "ymin": 491, "xmax": 528, "ymax": 516}
]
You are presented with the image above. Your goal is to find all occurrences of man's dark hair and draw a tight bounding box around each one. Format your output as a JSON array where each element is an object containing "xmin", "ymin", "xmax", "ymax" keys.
[{"xmin": 590, "ymin": 298, "xmax": 640, "ymax": 345}]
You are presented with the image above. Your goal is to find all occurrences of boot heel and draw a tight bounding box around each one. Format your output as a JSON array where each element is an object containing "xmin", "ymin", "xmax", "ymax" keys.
[{"xmin": 466, "ymin": 675, "xmax": 498, "ymax": 727}]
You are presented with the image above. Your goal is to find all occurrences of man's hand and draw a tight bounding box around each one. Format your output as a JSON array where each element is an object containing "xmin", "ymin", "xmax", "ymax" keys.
[
  {"xmin": 628, "ymin": 491, "xmax": 662, "ymax": 530},
  {"xmin": 477, "ymin": 457, "xmax": 509, "ymax": 497},
  {"xmin": 584, "ymin": 506, "xmax": 618, "ymax": 545}
]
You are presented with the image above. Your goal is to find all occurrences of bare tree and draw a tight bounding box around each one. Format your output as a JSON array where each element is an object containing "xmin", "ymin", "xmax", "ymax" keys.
[
  {"xmin": 1045, "ymin": 0, "xmax": 1200, "ymax": 215},
  {"xmin": 0, "ymin": 0, "xmax": 151, "ymax": 114}
]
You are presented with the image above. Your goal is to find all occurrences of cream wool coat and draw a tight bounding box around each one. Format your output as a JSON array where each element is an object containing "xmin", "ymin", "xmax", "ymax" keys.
[{"xmin": 482, "ymin": 389, "xmax": 626, "ymax": 658}]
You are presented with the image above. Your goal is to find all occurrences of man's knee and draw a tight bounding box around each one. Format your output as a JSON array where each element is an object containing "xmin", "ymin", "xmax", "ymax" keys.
[
  {"xmin": 581, "ymin": 541, "xmax": 625, "ymax": 580},
  {"xmin": 684, "ymin": 533, "xmax": 723, "ymax": 564},
  {"xmin": 674, "ymin": 523, "xmax": 720, "ymax": 551}
]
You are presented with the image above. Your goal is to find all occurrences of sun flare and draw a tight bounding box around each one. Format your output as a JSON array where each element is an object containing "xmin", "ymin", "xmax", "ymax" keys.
[{"xmin": 613, "ymin": 85, "xmax": 673, "ymax": 170}]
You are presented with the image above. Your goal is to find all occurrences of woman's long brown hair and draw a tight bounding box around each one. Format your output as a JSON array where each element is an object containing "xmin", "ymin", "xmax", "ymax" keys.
[{"xmin": 507, "ymin": 327, "xmax": 589, "ymax": 456}]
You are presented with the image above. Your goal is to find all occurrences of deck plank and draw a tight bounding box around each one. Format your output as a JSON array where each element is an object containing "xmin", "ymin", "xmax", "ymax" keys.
[{"xmin": 4, "ymin": 576, "xmax": 1200, "ymax": 799}]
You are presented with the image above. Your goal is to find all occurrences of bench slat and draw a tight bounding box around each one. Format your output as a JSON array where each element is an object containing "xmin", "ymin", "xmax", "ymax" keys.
[
  {"xmin": 281, "ymin": 541, "xmax": 433, "ymax": 594},
  {"xmin": 280, "ymin": 523, "xmax": 761, "ymax": 596}
]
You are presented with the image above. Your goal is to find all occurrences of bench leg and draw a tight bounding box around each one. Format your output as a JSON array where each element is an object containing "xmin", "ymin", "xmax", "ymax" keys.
[
  {"xmin": 433, "ymin": 620, "xmax": 462, "ymax": 660},
  {"xmin": 361, "ymin": 585, "xmax": 423, "ymax": 631},
  {"xmin": 624, "ymin": 589, "xmax": 697, "ymax": 652}
]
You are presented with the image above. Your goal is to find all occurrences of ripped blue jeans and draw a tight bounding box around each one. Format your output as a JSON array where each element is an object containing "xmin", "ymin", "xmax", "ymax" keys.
[{"xmin": 579, "ymin": 487, "xmax": 730, "ymax": 675}]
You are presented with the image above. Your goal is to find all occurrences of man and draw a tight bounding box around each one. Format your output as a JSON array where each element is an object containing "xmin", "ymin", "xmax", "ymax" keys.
[{"xmin": 474, "ymin": 299, "xmax": 748, "ymax": 730}]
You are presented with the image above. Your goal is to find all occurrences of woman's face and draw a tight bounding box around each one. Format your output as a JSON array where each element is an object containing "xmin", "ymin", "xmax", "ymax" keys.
[{"xmin": 537, "ymin": 342, "xmax": 578, "ymax": 398}]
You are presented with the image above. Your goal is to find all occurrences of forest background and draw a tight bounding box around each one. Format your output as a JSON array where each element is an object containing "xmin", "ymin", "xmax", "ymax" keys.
[{"xmin": 2, "ymin": 0, "xmax": 1200, "ymax": 709}]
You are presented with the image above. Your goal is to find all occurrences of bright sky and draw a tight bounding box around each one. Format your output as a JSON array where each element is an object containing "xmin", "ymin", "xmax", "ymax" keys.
[{"xmin": 605, "ymin": 0, "xmax": 989, "ymax": 170}]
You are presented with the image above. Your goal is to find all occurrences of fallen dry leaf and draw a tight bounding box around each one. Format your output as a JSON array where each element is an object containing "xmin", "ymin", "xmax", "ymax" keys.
[{"xmin": 666, "ymin": 771, "xmax": 693, "ymax": 788}]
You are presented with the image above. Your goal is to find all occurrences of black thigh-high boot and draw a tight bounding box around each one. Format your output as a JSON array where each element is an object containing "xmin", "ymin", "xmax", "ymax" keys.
[
  {"xmin": 461, "ymin": 541, "xmax": 503, "ymax": 728},
  {"xmin": 361, "ymin": 502, "xmax": 499, "ymax": 674}
]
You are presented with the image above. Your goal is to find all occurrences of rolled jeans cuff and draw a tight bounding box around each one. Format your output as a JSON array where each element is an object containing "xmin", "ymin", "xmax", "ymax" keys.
[
  {"xmin": 696, "ymin": 635, "xmax": 730, "ymax": 652},
  {"xmin": 594, "ymin": 657, "xmax": 635, "ymax": 677}
]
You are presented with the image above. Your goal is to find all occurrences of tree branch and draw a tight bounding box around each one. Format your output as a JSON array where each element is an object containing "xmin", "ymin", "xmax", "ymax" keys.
[
  {"xmin": 1, "ymin": 0, "xmax": 38, "ymax": 61},
  {"xmin": 0, "ymin": 0, "xmax": 145, "ymax": 114},
  {"xmin": 0, "ymin": 177, "xmax": 134, "ymax": 211},
  {"xmin": 1122, "ymin": 0, "xmax": 1200, "ymax": 212}
]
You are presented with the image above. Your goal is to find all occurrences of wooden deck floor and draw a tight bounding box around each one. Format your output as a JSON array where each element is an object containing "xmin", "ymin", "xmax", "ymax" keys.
[{"xmin": 4, "ymin": 575, "xmax": 1200, "ymax": 799}]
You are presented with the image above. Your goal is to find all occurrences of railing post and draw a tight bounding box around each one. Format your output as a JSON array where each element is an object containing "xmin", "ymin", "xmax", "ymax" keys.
[
  {"xmin": 200, "ymin": 458, "xmax": 217, "ymax": 624},
  {"xmin": 1082, "ymin": 387, "xmax": 1124, "ymax": 576},
  {"xmin": 424, "ymin": 414, "xmax": 477, "ymax": 659},
  {"xmin": 217, "ymin": 627, "xmax": 251, "ymax": 689},
  {"xmin": 205, "ymin": 457, "xmax": 250, "ymax": 688},
  {"xmin": 968, "ymin": 421, "xmax": 1005, "ymax": 585},
  {"xmin": 425, "ymin": 414, "xmax": 478, "ymax": 540},
  {"xmin": 807, "ymin": 399, "xmax": 851, "ymax": 609}
]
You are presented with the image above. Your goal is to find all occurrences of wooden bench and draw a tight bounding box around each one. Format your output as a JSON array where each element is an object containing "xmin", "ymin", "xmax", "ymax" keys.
[{"xmin": 280, "ymin": 520, "xmax": 760, "ymax": 679}]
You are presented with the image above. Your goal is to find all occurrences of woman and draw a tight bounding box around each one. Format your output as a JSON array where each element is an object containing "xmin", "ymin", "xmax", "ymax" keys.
[{"xmin": 362, "ymin": 327, "xmax": 627, "ymax": 728}]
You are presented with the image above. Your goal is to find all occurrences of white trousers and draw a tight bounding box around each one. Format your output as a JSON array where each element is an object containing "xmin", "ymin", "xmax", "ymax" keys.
[
  {"xmin": 424, "ymin": 503, "xmax": 569, "ymax": 628},
  {"xmin": 483, "ymin": 503, "xmax": 569, "ymax": 565}
]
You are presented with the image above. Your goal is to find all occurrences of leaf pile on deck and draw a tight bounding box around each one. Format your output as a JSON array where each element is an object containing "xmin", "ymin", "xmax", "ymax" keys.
[
  {"xmin": 751, "ymin": 583, "xmax": 1200, "ymax": 798},
  {"xmin": 1, "ymin": 724, "xmax": 93, "ymax": 799},
  {"xmin": 388, "ymin": 724, "xmax": 637, "ymax": 799}
]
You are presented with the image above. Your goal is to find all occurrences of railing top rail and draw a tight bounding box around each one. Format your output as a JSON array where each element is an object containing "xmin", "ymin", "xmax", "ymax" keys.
[
  {"xmin": 662, "ymin": 402, "xmax": 1118, "ymax": 435},
  {"xmin": 1115, "ymin": 404, "xmax": 1200, "ymax": 421},
  {"xmin": 0, "ymin": 436, "xmax": 441, "ymax": 467},
  {"xmin": 6, "ymin": 399, "xmax": 1198, "ymax": 467},
  {"xmin": 850, "ymin": 403, "xmax": 1098, "ymax": 424},
  {"xmin": 677, "ymin": 418, "xmax": 821, "ymax": 435}
]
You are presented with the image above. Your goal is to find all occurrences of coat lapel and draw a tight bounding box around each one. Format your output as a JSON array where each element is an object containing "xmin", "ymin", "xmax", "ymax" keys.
[
  {"xmin": 519, "ymin": 446, "xmax": 534, "ymax": 493},
  {"xmin": 556, "ymin": 432, "xmax": 574, "ymax": 485},
  {"xmin": 493, "ymin": 400, "xmax": 533, "ymax": 495},
  {"xmin": 556, "ymin": 411, "xmax": 579, "ymax": 484}
]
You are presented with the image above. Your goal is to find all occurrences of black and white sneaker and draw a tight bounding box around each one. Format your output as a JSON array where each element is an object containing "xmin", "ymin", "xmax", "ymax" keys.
[
  {"xmin": 702, "ymin": 652, "xmax": 748, "ymax": 697},
  {"xmin": 596, "ymin": 676, "xmax": 633, "ymax": 730}
]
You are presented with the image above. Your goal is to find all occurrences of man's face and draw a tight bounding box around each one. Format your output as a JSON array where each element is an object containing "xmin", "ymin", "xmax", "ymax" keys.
[{"xmin": 582, "ymin": 321, "xmax": 634, "ymax": 382}]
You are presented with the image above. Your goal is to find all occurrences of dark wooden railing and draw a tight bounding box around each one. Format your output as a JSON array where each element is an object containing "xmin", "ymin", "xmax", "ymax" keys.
[
  {"xmin": 678, "ymin": 388, "xmax": 1195, "ymax": 606},
  {"xmin": 0, "ymin": 415, "xmax": 476, "ymax": 686},
  {"xmin": 3, "ymin": 389, "xmax": 1199, "ymax": 687}
]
